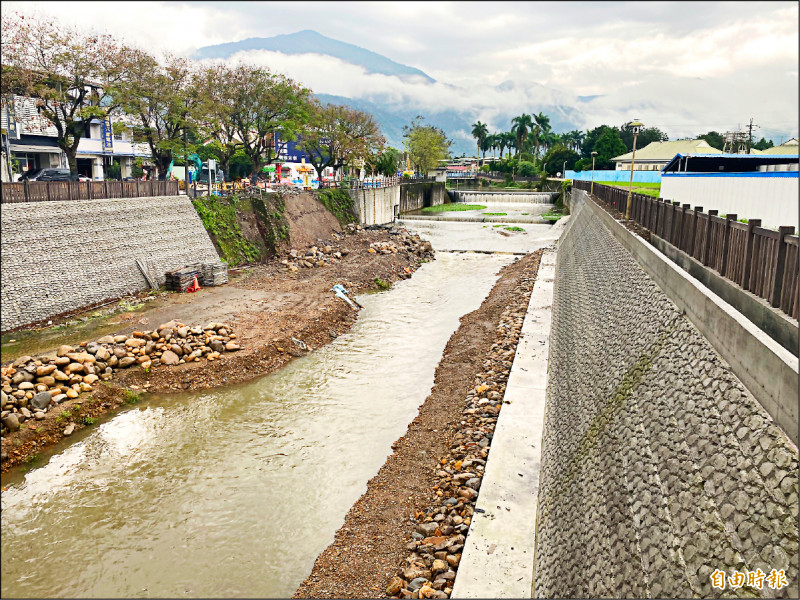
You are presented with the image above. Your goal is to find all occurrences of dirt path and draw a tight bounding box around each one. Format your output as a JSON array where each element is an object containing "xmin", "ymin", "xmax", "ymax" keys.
[
  {"xmin": 1, "ymin": 226, "xmax": 433, "ymax": 472},
  {"xmin": 293, "ymin": 250, "xmax": 543, "ymax": 599}
]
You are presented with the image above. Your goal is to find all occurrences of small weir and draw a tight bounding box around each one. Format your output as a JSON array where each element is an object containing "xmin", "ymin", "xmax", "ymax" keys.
[{"xmin": 449, "ymin": 189, "xmax": 556, "ymax": 204}]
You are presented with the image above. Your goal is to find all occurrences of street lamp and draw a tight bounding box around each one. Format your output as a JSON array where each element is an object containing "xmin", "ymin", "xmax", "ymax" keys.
[
  {"xmin": 562, "ymin": 160, "xmax": 567, "ymax": 179},
  {"xmin": 590, "ymin": 151, "xmax": 597, "ymax": 195},
  {"xmin": 626, "ymin": 119, "xmax": 643, "ymax": 220}
]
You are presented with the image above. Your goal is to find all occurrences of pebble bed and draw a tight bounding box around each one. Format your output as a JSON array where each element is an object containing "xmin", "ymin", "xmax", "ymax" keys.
[
  {"xmin": 385, "ymin": 268, "xmax": 536, "ymax": 599},
  {"xmin": 1, "ymin": 321, "xmax": 241, "ymax": 436}
]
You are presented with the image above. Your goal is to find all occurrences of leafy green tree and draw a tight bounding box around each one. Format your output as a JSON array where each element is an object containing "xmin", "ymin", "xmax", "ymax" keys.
[
  {"xmin": 541, "ymin": 145, "xmax": 580, "ymax": 175},
  {"xmin": 752, "ymin": 137, "xmax": 774, "ymax": 151},
  {"xmin": 1, "ymin": 13, "xmax": 132, "ymax": 174},
  {"xmin": 618, "ymin": 124, "xmax": 668, "ymax": 152},
  {"xmin": 366, "ymin": 146, "xmax": 401, "ymax": 176},
  {"xmin": 228, "ymin": 149, "xmax": 253, "ymax": 180},
  {"xmin": 403, "ymin": 116, "xmax": 451, "ymax": 175},
  {"xmin": 533, "ymin": 112, "xmax": 552, "ymax": 159},
  {"xmin": 697, "ymin": 130, "xmax": 725, "ymax": 150},
  {"xmin": 117, "ymin": 50, "xmax": 201, "ymax": 179},
  {"xmin": 593, "ymin": 128, "xmax": 628, "ymax": 169},
  {"xmin": 228, "ymin": 66, "xmax": 313, "ymax": 178}
]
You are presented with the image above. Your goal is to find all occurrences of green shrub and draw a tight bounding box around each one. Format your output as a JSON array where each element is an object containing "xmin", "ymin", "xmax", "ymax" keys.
[{"xmin": 317, "ymin": 189, "xmax": 356, "ymax": 226}]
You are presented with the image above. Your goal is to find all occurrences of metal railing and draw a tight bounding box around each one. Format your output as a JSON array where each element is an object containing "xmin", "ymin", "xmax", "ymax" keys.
[{"xmin": 574, "ymin": 180, "xmax": 799, "ymax": 319}]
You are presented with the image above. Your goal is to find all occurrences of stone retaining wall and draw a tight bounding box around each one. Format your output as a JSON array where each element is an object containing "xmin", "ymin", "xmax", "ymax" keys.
[
  {"xmin": 348, "ymin": 185, "xmax": 400, "ymax": 225},
  {"xmin": 533, "ymin": 192, "xmax": 799, "ymax": 597},
  {"xmin": 400, "ymin": 182, "xmax": 447, "ymax": 213},
  {"xmin": 1, "ymin": 195, "xmax": 221, "ymax": 332}
]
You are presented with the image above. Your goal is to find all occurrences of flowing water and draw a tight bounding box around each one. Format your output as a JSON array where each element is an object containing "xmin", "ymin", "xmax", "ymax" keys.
[{"xmin": 0, "ymin": 251, "xmax": 515, "ymax": 599}]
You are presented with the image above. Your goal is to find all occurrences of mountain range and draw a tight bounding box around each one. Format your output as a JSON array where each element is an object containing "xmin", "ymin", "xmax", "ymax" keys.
[{"xmin": 193, "ymin": 30, "xmax": 590, "ymax": 156}]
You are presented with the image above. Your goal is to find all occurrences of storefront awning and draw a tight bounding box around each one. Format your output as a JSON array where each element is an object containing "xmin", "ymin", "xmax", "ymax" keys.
[{"xmin": 10, "ymin": 144, "xmax": 63, "ymax": 154}]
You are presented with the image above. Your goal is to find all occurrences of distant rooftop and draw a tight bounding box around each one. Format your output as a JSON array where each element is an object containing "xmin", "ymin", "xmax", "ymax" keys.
[{"xmin": 613, "ymin": 139, "xmax": 722, "ymax": 162}]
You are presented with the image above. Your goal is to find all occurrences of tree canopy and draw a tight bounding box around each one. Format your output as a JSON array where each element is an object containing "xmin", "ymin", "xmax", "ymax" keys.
[{"xmin": 403, "ymin": 116, "xmax": 451, "ymax": 175}]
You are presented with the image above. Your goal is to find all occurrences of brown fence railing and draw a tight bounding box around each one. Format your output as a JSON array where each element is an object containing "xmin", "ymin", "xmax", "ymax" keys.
[
  {"xmin": 573, "ymin": 180, "xmax": 799, "ymax": 320},
  {"xmin": 1, "ymin": 180, "xmax": 180, "ymax": 203}
]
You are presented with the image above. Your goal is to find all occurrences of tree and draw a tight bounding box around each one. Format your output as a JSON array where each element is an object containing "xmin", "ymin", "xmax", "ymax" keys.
[
  {"xmin": 541, "ymin": 145, "xmax": 580, "ymax": 176},
  {"xmin": 697, "ymin": 130, "xmax": 724, "ymax": 150},
  {"xmin": 533, "ymin": 112, "xmax": 552, "ymax": 158},
  {"xmin": 193, "ymin": 64, "xmax": 244, "ymax": 179},
  {"xmin": 592, "ymin": 128, "xmax": 628, "ymax": 169},
  {"xmin": 618, "ymin": 124, "xmax": 668, "ymax": 152},
  {"xmin": 228, "ymin": 66, "xmax": 313, "ymax": 178},
  {"xmin": 403, "ymin": 116, "xmax": 451, "ymax": 175},
  {"xmin": 300, "ymin": 102, "xmax": 384, "ymax": 179},
  {"xmin": 752, "ymin": 137, "xmax": 774, "ymax": 151},
  {"xmin": 511, "ymin": 114, "xmax": 533, "ymax": 158},
  {"xmin": 117, "ymin": 50, "xmax": 201, "ymax": 179},
  {"xmin": 1, "ymin": 13, "xmax": 132, "ymax": 174},
  {"xmin": 366, "ymin": 146, "xmax": 401, "ymax": 176},
  {"xmin": 471, "ymin": 120, "xmax": 489, "ymax": 163}
]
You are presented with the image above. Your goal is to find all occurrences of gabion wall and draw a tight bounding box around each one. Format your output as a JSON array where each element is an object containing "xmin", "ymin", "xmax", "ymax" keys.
[
  {"xmin": 534, "ymin": 194, "xmax": 798, "ymax": 598},
  {"xmin": 1, "ymin": 196, "xmax": 220, "ymax": 332}
]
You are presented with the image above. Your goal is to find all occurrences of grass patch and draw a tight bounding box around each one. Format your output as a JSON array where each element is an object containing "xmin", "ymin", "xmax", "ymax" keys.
[
  {"xmin": 123, "ymin": 390, "xmax": 140, "ymax": 404},
  {"xmin": 597, "ymin": 181, "xmax": 661, "ymax": 198},
  {"xmin": 482, "ymin": 212, "xmax": 507, "ymax": 216},
  {"xmin": 374, "ymin": 278, "xmax": 391, "ymax": 290},
  {"xmin": 504, "ymin": 226, "xmax": 525, "ymax": 232},
  {"xmin": 492, "ymin": 224, "xmax": 503, "ymax": 228},
  {"xmin": 83, "ymin": 416, "xmax": 97, "ymax": 426},
  {"xmin": 542, "ymin": 207, "xmax": 565, "ymax": 222},
  {"xmin": 421, "ymin": 203, "xmax": 486, "ymax": 213}
]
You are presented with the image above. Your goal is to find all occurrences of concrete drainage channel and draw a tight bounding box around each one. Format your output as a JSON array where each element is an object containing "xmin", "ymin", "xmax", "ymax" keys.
[{"xmin": 385, "ymin": 251, "xmax": 556, "ymax": 600}]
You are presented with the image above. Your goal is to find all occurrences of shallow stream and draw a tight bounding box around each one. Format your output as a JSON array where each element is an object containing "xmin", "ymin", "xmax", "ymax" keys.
[{"xmin": 1, "ymin": 251, "xmax": 514, "ymax": 598}]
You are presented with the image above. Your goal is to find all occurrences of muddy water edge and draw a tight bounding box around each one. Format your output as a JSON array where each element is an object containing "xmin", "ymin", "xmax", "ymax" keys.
[{"xmin": 1, "ymin": 251, "xmax": 515, "ymax": 599}]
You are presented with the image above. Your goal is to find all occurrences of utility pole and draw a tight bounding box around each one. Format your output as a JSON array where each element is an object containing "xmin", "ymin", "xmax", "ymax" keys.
[{"xmin": 746, "ymin": 117, "xmax": 759, "ymax": 153}]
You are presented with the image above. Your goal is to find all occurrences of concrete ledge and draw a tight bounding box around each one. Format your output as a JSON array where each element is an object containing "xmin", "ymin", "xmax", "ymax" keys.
[
  {"xmin": 575, "ymin": 190, "xmax": 799, "ymax": 445},
  {"xmin": 650, "ymin": 234, "xmax": 798, "ymax": 356},
  {"xmin": 451, "ymin": 251, "xmax": 556, "ymax": 599}
]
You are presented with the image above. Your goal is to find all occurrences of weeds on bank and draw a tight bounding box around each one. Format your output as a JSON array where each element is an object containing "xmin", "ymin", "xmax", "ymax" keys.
[
  {"xmin": 123, "ymin": 390, "xmax": 140, "ymax": 404},
  {"xmin": 374, "ymin": 278, "xmax": 392, "ymax": 290},
  {"xmin": 505, "ymin": 226, "xmax": 525, "ymax": 232},
  {"xmin": 421, "ymin": 203, "xmax": 486, "ymax": 213}
]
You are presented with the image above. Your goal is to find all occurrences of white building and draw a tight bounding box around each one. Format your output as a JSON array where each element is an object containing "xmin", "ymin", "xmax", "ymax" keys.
[
  {"xmin": 660, "ymin": 153, "xmax": 799, "ymax": 229},
  {"xmin": 1, "ymin": 95, "xmax": 150, "ymax": 181}
]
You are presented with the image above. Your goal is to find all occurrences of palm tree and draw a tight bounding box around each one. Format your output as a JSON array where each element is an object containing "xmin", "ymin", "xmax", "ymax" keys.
[
  {"xmin": 533, "ymin": 112, "xmax": 551, "ymax": 160},
  {"xmin": 511, "ymin": 114, "xmax": 533, "ymax": 158},
  {"xmin": 471, "ymin": 121, "xmax": 489, "ymax": 165}
]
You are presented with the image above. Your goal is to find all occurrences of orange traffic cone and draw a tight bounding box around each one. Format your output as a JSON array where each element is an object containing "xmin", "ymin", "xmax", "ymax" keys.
[{"xmin": 188, "ymin": 274, "xmax": 201, "ymax": 293}]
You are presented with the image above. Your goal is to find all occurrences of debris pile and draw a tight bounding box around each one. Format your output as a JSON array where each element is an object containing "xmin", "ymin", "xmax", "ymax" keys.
[{"xmin": 1, "ymin": 320, "xmax": 240, "ymax": 435}]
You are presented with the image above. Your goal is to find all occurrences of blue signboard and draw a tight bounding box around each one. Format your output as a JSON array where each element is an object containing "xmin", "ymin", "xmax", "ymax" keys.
[
  {"xmin": 101, "ymin": 117, "xmax": 114, "ymax": 152},
  {"xmin": 273, "ymin": 132, "xmax": 331, "ymax": 164}
]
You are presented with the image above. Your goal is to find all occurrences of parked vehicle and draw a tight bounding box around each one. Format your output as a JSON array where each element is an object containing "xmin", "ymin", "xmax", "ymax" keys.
[{"xmin": 19, "ymin": 168, "xmax": 74, "ymax": 181}]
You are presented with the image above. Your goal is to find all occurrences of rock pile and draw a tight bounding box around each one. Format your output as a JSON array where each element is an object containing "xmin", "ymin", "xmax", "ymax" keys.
[
  {"xmin": 386, "ymin": 271, "xmax": 537, "ymax": 599},
  {"xmin": 1, "ymin": 320, "xmax": 240, "ymax": 435},
  {"xmin": 280, "ymin": 243, "xmax": 349, "ymax": 272}
]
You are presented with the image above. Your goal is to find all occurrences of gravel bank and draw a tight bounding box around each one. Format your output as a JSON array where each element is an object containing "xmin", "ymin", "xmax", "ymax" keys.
[{"xmin": 294, "ymin": 249, "xmax": 543, "ymax": 599}]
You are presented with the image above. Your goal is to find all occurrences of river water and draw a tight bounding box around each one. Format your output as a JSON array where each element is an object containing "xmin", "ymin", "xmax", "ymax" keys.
[{"xmin": 1, "ymin": 251, "xmax": 515, "ymax": 598}]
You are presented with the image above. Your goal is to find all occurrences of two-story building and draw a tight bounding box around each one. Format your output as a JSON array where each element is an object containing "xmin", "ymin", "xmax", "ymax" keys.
[{"xmin": 1, "ymin": 95, "xmax": 150, "ymax": 181}]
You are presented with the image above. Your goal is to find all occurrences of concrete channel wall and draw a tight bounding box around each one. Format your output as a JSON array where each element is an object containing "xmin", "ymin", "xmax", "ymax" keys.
[
  {"xmin": 534, "ymin": 189, "xmax": 798, "ymax": 597},
  {"xmin": 349, "ymin": 182, "xmax": 447, "ymax": 224},
  {"xmin": 1, "ymin": 195, "xmax": 220, "ymax": 332}
]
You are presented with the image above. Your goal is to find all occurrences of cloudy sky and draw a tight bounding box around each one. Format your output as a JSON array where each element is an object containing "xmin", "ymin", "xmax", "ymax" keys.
[{"xmin": 4, "ymin": 1, "xmax": 799, "ymax": 142}]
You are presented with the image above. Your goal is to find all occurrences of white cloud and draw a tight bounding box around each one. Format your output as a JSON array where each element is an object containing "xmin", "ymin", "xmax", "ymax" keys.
[{"xmin": 3, "ymin": 0, "xmax": 797, "ymax": 141}]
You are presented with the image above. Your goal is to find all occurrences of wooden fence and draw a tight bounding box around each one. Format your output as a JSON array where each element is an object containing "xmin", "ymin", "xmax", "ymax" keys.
[
  {"xmin": 1, "ymin": 180, "xmax": 180, "ymax": 203},
  {"xmin": 574, "ymin": 180, "xmax": 799, "ymax": 320}
]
